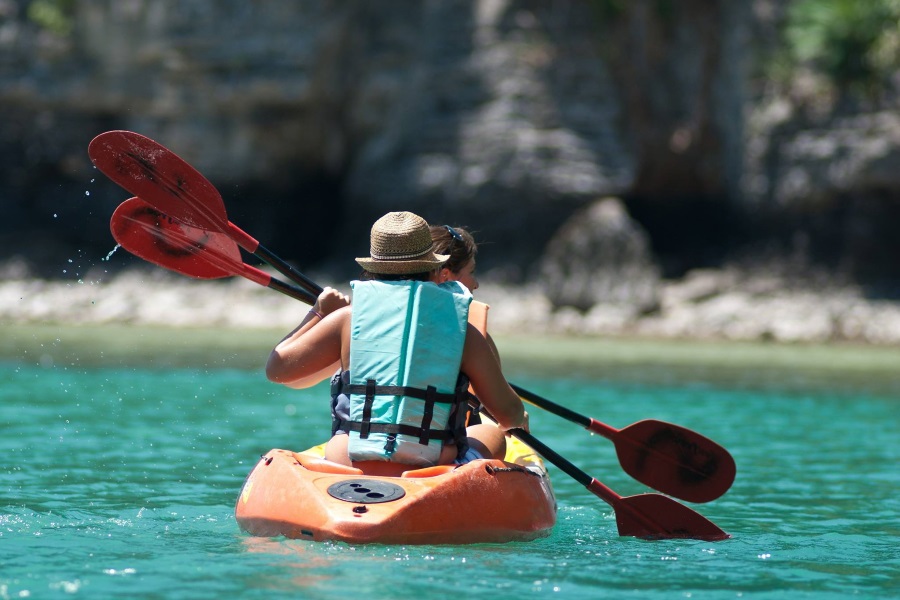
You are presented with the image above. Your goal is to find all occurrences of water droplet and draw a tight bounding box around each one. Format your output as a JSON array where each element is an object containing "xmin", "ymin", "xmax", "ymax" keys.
[{"xmin": 103, "ymin": 245, "xmax": 121, "ymax": 261}]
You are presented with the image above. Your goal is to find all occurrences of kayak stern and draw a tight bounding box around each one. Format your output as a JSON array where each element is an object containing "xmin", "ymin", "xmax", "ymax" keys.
[{"xmin": 235, "ymin": 448, "xmax": 557, "ymax": 544}]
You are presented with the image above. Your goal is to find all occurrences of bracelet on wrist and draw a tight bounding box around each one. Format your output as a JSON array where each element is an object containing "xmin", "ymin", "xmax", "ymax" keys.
[{"xmin": 308, "ymin": 309, "xmax": 325, "ymax": 320}]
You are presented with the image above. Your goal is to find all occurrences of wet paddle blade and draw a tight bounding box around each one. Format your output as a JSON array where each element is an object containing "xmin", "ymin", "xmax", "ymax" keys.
[
  {"xmin": 111, "ymin": 197, "xmax": 242, "ymax": 279},
  {"xmin": 514, "ymin": 430, "xmax": 729, "ymax": 541},
  {"xmin": 90, "ymin": 130, "xmax": 286, "ymax": 273},
  {"xmin": 512, "ymin": 384, "xmax": 736, "ymax": 503},
  {"xmin": 613, "ymin": 420, "xmax": 736, "ymax": 503},
  {"xmin": 111, "ymin": 197, "xmax": 319, "ymax": 304},
  {"xmin": 90, "ymin": 131, "xmax": 230, "ymax": 232},
  {"xmin": 613, "ymin": 492, "xmax": 731, "ymax": 541}
]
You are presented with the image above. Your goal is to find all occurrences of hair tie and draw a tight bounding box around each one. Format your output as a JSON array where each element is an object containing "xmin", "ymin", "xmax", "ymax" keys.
[{"xmin": 444, "ymin": 225, "xmax": 464, "ymax": 242}]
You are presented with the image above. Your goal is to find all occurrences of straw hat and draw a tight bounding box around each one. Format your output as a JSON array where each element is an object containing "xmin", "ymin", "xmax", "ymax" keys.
[{"xmin": 356, "ymin": 212, "xmax": 450, "ymax": 274}]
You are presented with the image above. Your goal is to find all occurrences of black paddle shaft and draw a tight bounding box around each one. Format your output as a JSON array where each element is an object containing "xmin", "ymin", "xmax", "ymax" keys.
[
  {"xmin": 510, "ymin": 384, "xmax": 591, "ymax": 428},
  {"xmin": 255, "ymin": 243, "xmax": 322, "ymax": 298},
  {"xmin": 509, "ymin": 429, "xmax": 592, "ymax": 487}
]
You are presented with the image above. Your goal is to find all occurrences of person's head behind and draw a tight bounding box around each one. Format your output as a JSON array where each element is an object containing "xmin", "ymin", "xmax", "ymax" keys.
[
  {"xmin": 430, "ymin": 224, "xmax": 479, "ymax": 291},
  {"xmin": 356, "ymin": 212, "xmax": 449, "ymax": 281}
]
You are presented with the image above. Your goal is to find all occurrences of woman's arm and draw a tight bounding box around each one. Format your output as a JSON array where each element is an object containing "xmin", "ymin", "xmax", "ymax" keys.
[
  {"xmin": 460, "ymin": 324, "xmax": 528, "ymax": 431},
  {"xmin": 266, "ymin": 306, "xmax": 348, "ymax": 387},
  {"xmin": 277, "ymin": 361, "xmax": 342, "ymax": 389},
  {"xmin": 266, "ymin": 288, "xmax": 350, "ymax": 388}
]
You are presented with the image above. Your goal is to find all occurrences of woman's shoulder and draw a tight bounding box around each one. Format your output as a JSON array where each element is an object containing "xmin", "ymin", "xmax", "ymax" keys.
[{"xmin": 462, "ymin": 323, "xmax": 493, "ymax": 360}]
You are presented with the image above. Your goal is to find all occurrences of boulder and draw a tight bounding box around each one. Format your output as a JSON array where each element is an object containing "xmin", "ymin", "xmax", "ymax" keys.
[{"xmin": 539, "ymin": 197, "xmax": 661, "ymax": 313}]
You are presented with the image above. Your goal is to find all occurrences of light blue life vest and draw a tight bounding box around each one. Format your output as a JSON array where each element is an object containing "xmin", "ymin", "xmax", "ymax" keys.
[{"xmin": 337, "ymin": 279, "xmax": 472, "ymax": 466}]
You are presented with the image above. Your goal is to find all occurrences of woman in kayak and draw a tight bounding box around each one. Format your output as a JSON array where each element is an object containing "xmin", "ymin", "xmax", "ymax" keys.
[
  {"xmin": 429, "ymin": 224, "xmax": 479, "ymax": 293},
  {"xmin": 266, "ymin": 211, "xmax": 528, "ymax": 471},
  {"xmin": 429, "ymin": 223, "xmax": 503, "ymax": 428},
  {"xmin": 431, "ymin": 223, "xmax": 510, "ymax": 359}
]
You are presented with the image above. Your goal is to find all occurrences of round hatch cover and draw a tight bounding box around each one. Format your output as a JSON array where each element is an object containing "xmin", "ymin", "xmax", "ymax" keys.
[{"xmin": 327, "ymin": 479, "xmax": 406, "ymax": 504}]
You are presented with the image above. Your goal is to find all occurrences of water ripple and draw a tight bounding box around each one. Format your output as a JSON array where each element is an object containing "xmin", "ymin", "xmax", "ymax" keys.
[{"xmin": 2, "ymin": 362, "xmax": 897, "ymax": 598}]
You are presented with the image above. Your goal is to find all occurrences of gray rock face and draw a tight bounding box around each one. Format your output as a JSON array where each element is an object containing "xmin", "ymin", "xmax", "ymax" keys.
[
  {"xmin": 0, "ymin": 0, "xmax": 745, "ymax": 278},
  {"xmin": 743, "ymin": 106, "xmax": 900, "ymax": 209},
  {"xmin": 743, "ymin": 104, "xmax": 900, "ymax": 288},
  {"xmin": 539, "ymin": 198, "xmax": 660, "ymax": 313},
  {"xmin": 335, "ymin": 0, "xmax": 637, "ymax": 269},
  {"xmin": 2, "ymin": 0, "xmax": 899, "ymax": 291}
]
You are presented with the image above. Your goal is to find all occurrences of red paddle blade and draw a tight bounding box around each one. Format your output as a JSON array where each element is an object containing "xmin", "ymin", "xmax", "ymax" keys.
[
  {"xmin": 613, "ymin": 420, "xmax": 736, "ymax": 503},
  {"xmin": 586, "ymin": 478, "xmax": 729, "ymax": 541},
  {"xmin": 90, "ymin": 131, "xmax": 229, "ymax": 232},
  {"xmin": 111, "ymin": 197, "xmax": 242, "ymax": 279},
  {"xmin": 615, "ymin": 493, "xmax": 731, "ymax": 541}
]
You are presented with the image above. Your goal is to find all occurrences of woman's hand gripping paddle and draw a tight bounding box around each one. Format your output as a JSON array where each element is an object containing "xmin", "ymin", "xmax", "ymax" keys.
[
  {"xmin": 510, "ymin": 384, "xmax": 735, "ymax": 503},
  {"xmin": 110, "ymin": 197, "xmax": 317, "ymax": 304},
  {"xmin": 89, "ymin": 130, "xmax": 321, "ymax": 298},
  {"xmin": 511, "ymin": 430, "xmax": 730, "ymax": 540}
]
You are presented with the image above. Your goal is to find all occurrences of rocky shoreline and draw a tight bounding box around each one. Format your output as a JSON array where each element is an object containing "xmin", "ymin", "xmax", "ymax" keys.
[{"xmin": 3, "ymin": 264, "xmax": 899, "ymax": 346}]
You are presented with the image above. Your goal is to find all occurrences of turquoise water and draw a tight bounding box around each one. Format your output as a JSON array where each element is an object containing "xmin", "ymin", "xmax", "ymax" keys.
[{"xmin": 2, "ymin": 345, "xmax": 898, "ymax": 599}]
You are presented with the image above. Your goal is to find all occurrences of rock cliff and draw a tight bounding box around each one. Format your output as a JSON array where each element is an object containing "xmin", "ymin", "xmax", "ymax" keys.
[{"xmin": 2, "ymin": 0, "xmax": 899, "ymax": 300}]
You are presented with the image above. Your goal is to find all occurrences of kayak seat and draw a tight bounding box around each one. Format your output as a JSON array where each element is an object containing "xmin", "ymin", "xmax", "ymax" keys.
[
  {"xmin": 401, "ymin": 464, "xmax": 457, "ymax": 478},
  {"xmin": 291, "ymin": 452, "xmax": 364, "ymax": 475}
]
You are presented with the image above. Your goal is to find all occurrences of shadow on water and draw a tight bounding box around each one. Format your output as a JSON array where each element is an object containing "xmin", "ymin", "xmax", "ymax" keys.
[
  {"xmin": 493, "ymin": 335, "xmax": 900, "ymax": 397},
  {"xmin": 3, "ymin": 324, "xmax": 899, "ymax": 396},
  {"xmin": 1, "ymin": 324, "xmax": 280, "ymax": 371}
]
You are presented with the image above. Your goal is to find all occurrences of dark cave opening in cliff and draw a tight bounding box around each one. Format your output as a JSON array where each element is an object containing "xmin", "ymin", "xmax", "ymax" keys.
[
  {"xmin": 225, "ymin": 171, "xmax": 345, "ymax": 275},
  {"xmin": 623, "ymin": 193, "xmax": 749, "ymax": 280}
]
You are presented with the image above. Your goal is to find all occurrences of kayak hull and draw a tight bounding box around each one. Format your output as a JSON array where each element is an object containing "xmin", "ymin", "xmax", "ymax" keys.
[{"xmin": 235, "ymin": 444, "xmax": 557, "ymax": 545}]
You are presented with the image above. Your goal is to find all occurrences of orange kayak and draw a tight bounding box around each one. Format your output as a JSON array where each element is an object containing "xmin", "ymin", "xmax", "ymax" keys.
[{"xmin": 235, "ymin": 433, "xmax": 557, "ymax": 544}]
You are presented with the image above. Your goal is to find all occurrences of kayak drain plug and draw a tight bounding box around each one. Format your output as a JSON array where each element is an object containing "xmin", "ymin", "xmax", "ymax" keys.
[
  {"xmin": 327, "ymin": 479, "xmax": 406, "ymax": 504},
  {"xmin": 353, "ymin": 506, "xmax": 368, "ymax": 514}
]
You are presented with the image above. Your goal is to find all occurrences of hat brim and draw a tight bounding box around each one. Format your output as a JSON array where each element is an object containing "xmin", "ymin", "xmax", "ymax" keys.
[{"xmin": 355, "ymin": 252, "xmax": 450, "ymax": 275}]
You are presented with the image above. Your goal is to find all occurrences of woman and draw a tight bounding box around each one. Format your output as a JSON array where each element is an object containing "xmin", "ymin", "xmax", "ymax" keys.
[
  {"xmin": 430, "ymin": 224, "xmax": 504, "ymax": 360},
  {"xmin": 429, "ymin": 224, "xmax": 479, "ymax": 293},
  {"xmin": 266, "ymin": 212, "xmax": 527, "ymax": 473}
]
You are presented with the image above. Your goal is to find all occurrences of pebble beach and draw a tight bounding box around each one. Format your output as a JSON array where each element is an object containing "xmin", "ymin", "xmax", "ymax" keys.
[{"xmin": 3, "ymin": 262, "xmax": 900, "ymax": 346}]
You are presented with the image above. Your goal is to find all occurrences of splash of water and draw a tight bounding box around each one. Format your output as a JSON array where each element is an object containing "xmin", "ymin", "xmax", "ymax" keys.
[{"xmin": 103, "ymin": 244, "xmax": 121, "ymax": 261}]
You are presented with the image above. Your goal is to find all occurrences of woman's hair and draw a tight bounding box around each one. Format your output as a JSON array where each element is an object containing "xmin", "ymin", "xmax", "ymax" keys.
[
  {"xmin": 359, "ymin": 270, "xmax": 433, "ymax": 282},
  {"xmin": 429, "ymin": 225, "xmax": 477, "ymax": 274}
]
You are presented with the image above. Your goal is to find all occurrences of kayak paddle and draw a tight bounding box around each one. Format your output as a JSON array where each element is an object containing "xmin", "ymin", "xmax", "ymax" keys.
[
  {"xmin": 110, "ymin": 197, "xmax": 317, "ymax": 304},
  {"xmin": 510, "ymin": 430, "xmax": 730, "ymax": 540},
  {"xmin": 92, "ymin": 131, "xmax": 735, "ymax": 503},
  {"xmin": 510, "ymin": 384, "xmax": 735, "ymax": 503},
  {"xmin": 89, "ymin": 130, "xmax": 321, "ymax": 298}
]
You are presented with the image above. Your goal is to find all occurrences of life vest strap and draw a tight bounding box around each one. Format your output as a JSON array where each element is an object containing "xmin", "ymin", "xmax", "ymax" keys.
[
  {"xmin": 341, "ymin": 382, "xmax": 458, "ymax": 404},
  {"xmin": 360, "ymin": 379, "xmax": 375, "ymax": 439},
  {"xmin": 337, "ymin": 379, "xmax": 466, "ymax": 446},
  {"xmin": 336, "ymin": 419, "xmax": 455, "ymax": 441},
  {"xmin": 420, "ymin": 386, "xmax": 437, "ymax": 445},
  {"xmin": 333, "ymin": 371, "xmax": 474, "ymax": 460}
]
